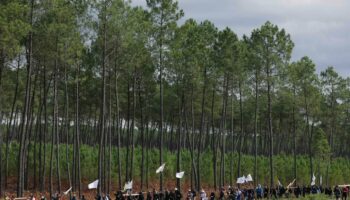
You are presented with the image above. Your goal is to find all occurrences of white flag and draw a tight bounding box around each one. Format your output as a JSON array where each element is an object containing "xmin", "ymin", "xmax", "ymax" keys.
[
  {"xmin": 287, "ymin": 179, "xmax": 296, "ymax": 189},
  {"xmin": 124, "ymin": 180, "xmax": 133, "ymax": 190},
  {"xmin": 278, "ymin": 180, "xmax": 283, "ymax": 187},
  {"xmin": 88, "ymin": 179, "xmax": 99, "ymax": 189},
  {"xmin": 246, "ymin": 174, "xmax": 253, "ymax": 182},
  {"xmin": 176, "ymin": 171, "xmax": 185, "ymax": 179},
  {"xmin": 63, "ymin": 187, "xmax": 72, "ymax": 195},
  {"xmin": 311, "ymin": 174, "xmax": 316, "ymax": 186},
  {"xmin": 236, "ymin": 176, "xmax": 245, "ymax": 184},
  {"xmin": 156, "ymin": 163, "xmax": 166, "ymax": 174}
]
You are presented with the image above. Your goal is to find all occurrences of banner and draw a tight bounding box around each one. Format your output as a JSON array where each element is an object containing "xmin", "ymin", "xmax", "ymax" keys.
[
  {"xmin": 176, "ymin": 171, "xmax": 185, "ymax": 179},
  {"xmin": 236, "ymin": 176, "xmax": 246, "ymax": 184},
  {"xmin": 88, "ymin": 179, "xmax": 99, "ymax": 189},
  {"xmin": 246, "ymin": 174, "xmax": 253, "ymax": 182},
  {"xmin": 311, "ymin": 174, "xmax": 316, "ymax": 186},
  {"xmin": 124, "ymin": 180, "xmax": 133, "ymax": 190},
  {"xmin": 286, "ymin": 179, "xmax": 296, "ymax": 189},
  {"xmin": 278, "ymin": 180, "xmax": 283, "ymax": 187},
  {"xmin": 156, "ymin": 163, "xmax": 166, "ymax": 174}
]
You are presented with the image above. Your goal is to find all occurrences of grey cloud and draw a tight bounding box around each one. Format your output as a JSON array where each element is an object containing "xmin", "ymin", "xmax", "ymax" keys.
[{"xmin": 131, "ymin": 0, "xmax": 350, "ymax": 76}]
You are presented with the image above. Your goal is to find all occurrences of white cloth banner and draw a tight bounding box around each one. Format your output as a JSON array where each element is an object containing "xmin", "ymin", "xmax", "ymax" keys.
[
  {"xmin": 63, "ymin": 187, "xmax": 72, "ymax": 195},
  {"xmin": 176, "ymin": 171, "xmax": 185, "ymax": 179},
  {"xmin": 236, "ymin": 176, "xmax": 246, "ymax": 184},
  {"xmin": 287, "ymin": 179, "xmax": 296, "ymax": 189},
  {"xmin": 311, "ymin": 174, "xmax": 316, "ymax": 186},
  {"xmin": 278, "ymin": 180, "xmax": 283, "ymax": 187},
  {"xmin": 246, "ymin": 174, "xmax": 253, "ymax": 182},
  {"xmin": 88, "ymin": 179, "xmax": 99, "ymax": 189},
  {"xmin": 156, "ymin": 163, "xmax": 166, "ymax": 174},
  {"xmin": 124, "ymin": 180, "xmax": 133, "ymax": 190}
]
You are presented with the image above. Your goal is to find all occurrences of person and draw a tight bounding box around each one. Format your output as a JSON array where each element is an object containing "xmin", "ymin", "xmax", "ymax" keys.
[
  {"xmin": 175, "ymin": 188, "xmax": 182, "ymax": 200},
  {"xmin": 342, "ymin": 186, "xmax": 349, "ymax": 200},
  {"xmin": 95, "ymin": 194, "xmax": 102, "ymax": 200},
  {"xmin": 40, "ymin": 194, "xmax": 46, "ymax": 200},
  {"xmin": 256, "ymin": 184, "xmax": 263, "ymax": 199},
  {"xmin": 116, "ymin": 191, "xmax": 125, "ymax": 200},
  {"xmin": 191, "ymin": 190, "xmax": 197, "ymax": 200},
  {"xmin": 227, "ymin": 188, "xmax": 235, "ymax": 200},
  {"xmin": 219, "ymin": 188, "xmax": 224, "ymax": 200},
  {"xmin": 169, "ymin": 189, "xmax": 175, "ymax": 200},
  {"xmin": 153, "ymin": 189, "xmax": 160, "ymax": 200},
  {"xmin": 187, "ymin": 190, "xmax": 194, "ymax": 200},
  {"xmin": 235, "ymin": 188, "xmax": 241, "ymax": 200},
  {"xmin": 335, "ymin": 185, "xmax": 342, "ymax": 200},
  {"xmin": 311, "ymin": 185, "xmax": 318, "ymax": 194},
  {"xmin": 4, "ymin": 193, "xmax": 10, "ymax": 200},
  {"xmin": 81, "ymin": 195, "xmax": 86, "ymax": 200},
  {"xmin": 325, "ymin": 187, "xmax": 332, "ymax": 197},
  {"xmin": 138, "ymin": 192, "xmax": 144, "ymax": 200},
  {"xmin": 209, "ymin": 192, "xmax": 215, "ymax": 200},
  {"xmin": 51, "ymin": 193, "xmax": 58, "ymax": 200},
  {"xmin": 165, "ymin": 190, "xmax": 170, "ymax": 200},
  {"xmin": 71, "ymin": 193, "xmax": 77, "ymax": 200},
  {"xmin": 263, "ymin": 186, "xmax": 268, "ymax": 198},
  {"xmin": 200, "ymin": 189, "xmax": 207, "ymax": 200},
  {"xmin": 294, "ymin": 185, "xmax": 301, "ymax": 198},
  {"xmin": 30, "ymin": 193, "xmax": 36, "ymax": 200}
]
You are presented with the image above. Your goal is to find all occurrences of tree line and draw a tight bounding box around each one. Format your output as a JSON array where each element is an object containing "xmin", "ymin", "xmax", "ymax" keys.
[{"xmin": 0, "ymin": 0, "xmax": 349, "ymax": 197}]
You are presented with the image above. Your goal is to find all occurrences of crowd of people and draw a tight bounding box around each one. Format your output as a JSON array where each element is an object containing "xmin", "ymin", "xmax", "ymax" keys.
[{"xmin": 4, "ymin": 184, "xmax": 350, "ymax": 200}]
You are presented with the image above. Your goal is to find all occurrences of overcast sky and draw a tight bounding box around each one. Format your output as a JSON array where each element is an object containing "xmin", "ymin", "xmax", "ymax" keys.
[{"xmin": 131, "ymin": 0, "xmax": 350, "ymax": 77}]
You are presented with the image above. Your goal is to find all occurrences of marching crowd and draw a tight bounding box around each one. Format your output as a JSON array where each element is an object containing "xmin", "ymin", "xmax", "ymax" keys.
[{"xmin": 4, "ymin": 184, "xmax": 350, "ymax": 200}]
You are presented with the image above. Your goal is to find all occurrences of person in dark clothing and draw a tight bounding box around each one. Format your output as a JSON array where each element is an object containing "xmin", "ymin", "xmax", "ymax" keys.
[
  {"xmin": 278, "ymin": 186, "xmax": 286, "ymax": 198},
  {"xmin": 263, "ymin": 187, "xmax": 268, "ymax": 198},
  {"xmin": 325, "ymin": 187, "xmax": 333, "ymax": 197},
  {"xmin": 95, "ymin": 194, "xmax": 102, "ymax": 200},
  {"xmin": 192, "ymin": 190, "xmax": 197, "ymax": 200},
  {"xmin": 311, "ymin": 185, "xmax": 318, "ymax": 194},
  {"xmin": 294, "ymin": 185, "xmax": 301, "ymax": 198},
  {"xmin": 335, "ymin": 186, "xmax": 342, "ymax": 200},
  {"xmin": 138, "ymin": 192, "xmax": 144, "ymax": 200},
  {"xmin": 71, "ymin": 194, "xmax": 77, "ymax": 200},
  {"xmin": 210, "ymin": 192, "xmax": 215, "ymax": 200},
  {"xmin": 116, "ymin": 191, "xmax": 125, "ymax": 200},
  {"xmin": 153, "ymin": 190, "xmax": 160, "ymax": 200},
  {"xmin": 271, "ymin": 188, "xmax": 277, "ymax": 199},
  {"xmin": 169, "ymin": 190, "xmax": 175, "ymax": 200},
  {"xmin": 175, "ymin": 188, "xmax": 182, "ymax": 200},
  {"xmin": 227, "ymin": 188, "xmax": 235, "ymax": 200},
  {"xmin": 219, "ymin": 188, "xmax": 225, "ymax": 200},
  {"xmin": 146, "ymin": 192, "xmax": 152, "ymax": 200},
  {"xmin": 256, "ymin": 184, "xmax": 263, "ymax": 199},
  {"xmin": 81, "ymin": 195, "xmax": 86, "ymax": 200},
  {"xmin": 165, "ymin": 190, "xmax": 170, "ymax": 200},
  {"xmin": 302, "ymin": 185, "xmax": 306, "ymax": 197}
]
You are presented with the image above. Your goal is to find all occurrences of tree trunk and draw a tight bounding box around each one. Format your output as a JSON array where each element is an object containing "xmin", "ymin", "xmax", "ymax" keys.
[
  {"xmin": 17, "ymin": 0, "xmax": 34, "ymax": 196},
  {"xmin": 267, "ymin": 63, "xmax": 274, "ymax": 192},
  {"xmin": 197, "ymin": 66, "xmax": 207, "ymax": 191},
  {"xmin": 254, "ymin": 69, "xmax": 259, "ymax": 184},
  {"xmin": 98, "ymin": 1, "xmax": 107, "ymax": 193},
  {"xmin": 5, "ymin": 56, "xmax": 20, "ymax": 188}
]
